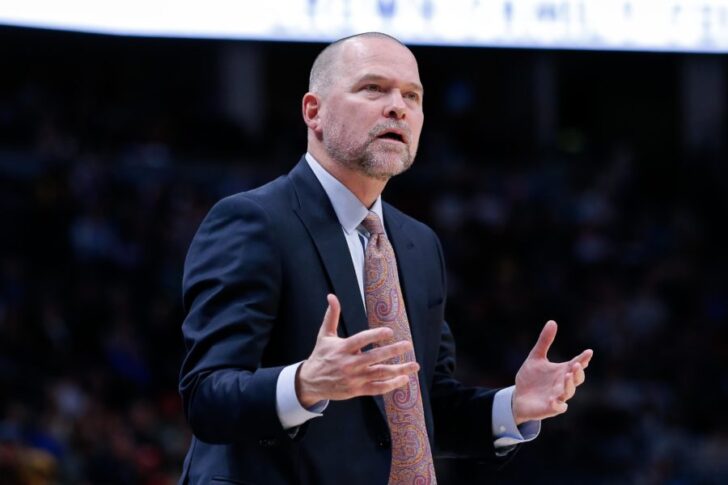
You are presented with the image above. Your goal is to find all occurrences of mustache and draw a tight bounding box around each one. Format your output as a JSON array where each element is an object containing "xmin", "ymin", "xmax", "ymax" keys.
[{"xmin": 368, "ymin": 122, "xmax": 411, "ymax": 143}]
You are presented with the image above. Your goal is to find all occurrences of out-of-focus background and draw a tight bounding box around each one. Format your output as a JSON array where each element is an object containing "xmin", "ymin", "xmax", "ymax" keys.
[{"xmin": 1, "ymin": 2, "xmax": 727, "ymax": 484}]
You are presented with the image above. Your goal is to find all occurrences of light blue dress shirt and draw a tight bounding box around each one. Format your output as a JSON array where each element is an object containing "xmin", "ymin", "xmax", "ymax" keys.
[{"xmin": 275, "ymin": 153, "xmax": 540, "ymax": 452}]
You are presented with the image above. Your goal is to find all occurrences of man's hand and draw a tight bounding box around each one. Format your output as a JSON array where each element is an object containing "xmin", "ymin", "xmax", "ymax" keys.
[
  {"xmin": 296, "ymin": 294, "xmax": 419, "ymax": 408},
  {"xmin": 512, "ymin": 320, "xmax": 593, "ymax": 425}
]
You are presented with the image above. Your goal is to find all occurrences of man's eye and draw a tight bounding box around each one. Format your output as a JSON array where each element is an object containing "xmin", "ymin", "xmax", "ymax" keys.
[
  {"xmin": 365, "ymin": 84, "xmax": 382, "ymax": 92},
  {"xmin": 405, "ymin": 92, "xmax": 420, "ymax": 101}
]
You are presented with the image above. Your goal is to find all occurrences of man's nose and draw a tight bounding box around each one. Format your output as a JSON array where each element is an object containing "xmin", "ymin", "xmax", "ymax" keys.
[{"xmin": 384, "ymin": 91, "xmax": 407, "ymax": 119}]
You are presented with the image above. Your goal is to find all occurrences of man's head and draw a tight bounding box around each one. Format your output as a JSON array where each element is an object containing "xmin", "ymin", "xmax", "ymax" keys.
[{"xmin": 302, "ymin": 32, "xmax": 424, "ymax": 182}]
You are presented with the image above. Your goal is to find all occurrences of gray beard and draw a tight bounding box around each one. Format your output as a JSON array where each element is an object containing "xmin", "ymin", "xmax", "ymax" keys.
[{"xmin": 323, "ymin": 126, "xmax": 415, "ymax": 181}]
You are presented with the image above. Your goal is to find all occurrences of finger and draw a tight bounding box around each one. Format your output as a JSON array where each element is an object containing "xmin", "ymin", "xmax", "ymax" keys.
[
  {"xmin": 357, "ymin": 340, "xmax": 413, "ymax": 367},
  {"xmin": 319, "ymin": 294, "xmax": 341, "ymax": 337},
  {"xmin": 551, "ymin": 371, "xmax": 566, "ymax": 399},
  {"xmin": 359, "ymin": 375, "xmax": 411, "ymax": 396},
  {"xmin": 364, "ymin": 362, "xmax": 420, "ymax": 381},
  {"xmin": 578, "ymin": 349, "xmax": 594, "ymax": 368},
  {"xmin": 560, "ymin": 372, "xmax": 576, "ymax": 401},
  {"xmin": 572, "ymin": 362, "xmax": 586, "ymax": 386},
  {"xmin": 528, "ymin": 320, "xmax": 558, "ymax": 360},
  {"xmin": 550, "ymin": 398, "xmax": 568, "ymax": 414},
  {"xmin": 343, "ymin": 326, "xmax": 395, "ymax": 352}
]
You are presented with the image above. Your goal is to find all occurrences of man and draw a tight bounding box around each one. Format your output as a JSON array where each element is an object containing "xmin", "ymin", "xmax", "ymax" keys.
[{"xmin": 179, "ymin": 32, "xmax": 592, "ymax": 485}]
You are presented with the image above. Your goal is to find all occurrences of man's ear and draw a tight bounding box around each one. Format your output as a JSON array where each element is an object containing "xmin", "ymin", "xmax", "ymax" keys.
[{"xmin": 302, "ymin": 92, "xmax": 322, "ymax": 133}]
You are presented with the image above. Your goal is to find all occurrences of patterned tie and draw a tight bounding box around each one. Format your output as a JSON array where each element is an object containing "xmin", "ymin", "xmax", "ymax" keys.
[{"xmin": 361, "ymin": 212, "xmax": 437, "ymax": 485}]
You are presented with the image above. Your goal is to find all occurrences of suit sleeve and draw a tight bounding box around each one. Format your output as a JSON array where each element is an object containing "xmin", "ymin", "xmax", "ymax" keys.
[
  {"xmin": 179, "ymin": 194, "xmax": 289, "ymax": 444},
  {"xmin": 428, "ymin": 232, "xmax": 516, "ymax": 463}
]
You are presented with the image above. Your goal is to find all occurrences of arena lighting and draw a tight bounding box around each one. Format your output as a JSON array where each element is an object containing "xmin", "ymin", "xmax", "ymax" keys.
[{"xmin": 0, "ymin": 0, "xmax": 726, "ymax": 53}]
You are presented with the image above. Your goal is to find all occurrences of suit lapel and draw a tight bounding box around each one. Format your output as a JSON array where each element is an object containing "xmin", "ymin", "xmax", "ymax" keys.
[
  {"xmin": 383, "ymin": 204, "xmax": 428, "ymax": 373},
  {"xmin": 383, "ymin": 204, "xmax": 433, "ymax": 437},
  {"xmin": 289, "ymin": 159, "xmax": 388, "ymax": 419},
  {"xmin": 289, "ymin": 159, "xmax": 434, "ymax": 423},
  {"xmin": 384, "ymin": 204, "xmax": 438, "ymax": 440},
  {"xmin": 288, "ymin": 159, "xmax": 370, "ymax": 340}
]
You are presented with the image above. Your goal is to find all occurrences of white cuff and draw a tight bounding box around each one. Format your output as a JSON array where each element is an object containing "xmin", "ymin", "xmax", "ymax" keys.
[
  {"xmin": 275, "ymin": 361, "xmax": 328, "ymax": 430},
  {"xmin": 492, "ymin": 386, "xmax": 541, "ymax": 451}
]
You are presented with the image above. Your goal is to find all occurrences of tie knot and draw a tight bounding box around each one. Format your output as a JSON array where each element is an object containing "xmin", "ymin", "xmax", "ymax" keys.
[{"xmin": 361, "ymin": 212, "xmax": 384, "ymax": 236}]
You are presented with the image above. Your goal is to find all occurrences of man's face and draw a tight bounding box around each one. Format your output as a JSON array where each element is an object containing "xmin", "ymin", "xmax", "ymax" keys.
[{"xmin": 317, "ymin": 37, "xmax": 424, "ymax": 181}]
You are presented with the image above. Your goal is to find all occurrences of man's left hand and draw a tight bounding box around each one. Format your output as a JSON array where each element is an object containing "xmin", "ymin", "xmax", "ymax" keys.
[{"xmin": 512, "ymin": 320, "xmax": 593, "ymax": 425}]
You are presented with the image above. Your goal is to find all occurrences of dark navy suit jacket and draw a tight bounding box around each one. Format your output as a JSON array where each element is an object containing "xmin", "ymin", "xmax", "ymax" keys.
[{"xmin": 179, "ymin": 159, "xmax": 503, "ymax": 484}]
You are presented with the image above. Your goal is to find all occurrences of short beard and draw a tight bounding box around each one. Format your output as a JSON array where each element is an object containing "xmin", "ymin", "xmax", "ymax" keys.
[{"xmin": 323, "ymin": 124, "xmax": 415, "ymax": 181}]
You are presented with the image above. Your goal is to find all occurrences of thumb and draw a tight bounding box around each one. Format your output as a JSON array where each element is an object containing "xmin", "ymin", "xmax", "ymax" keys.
[
  {"xmin": 319, "ymin": 293, "xmax": 341, "ymax": 337},
  {"xmin": 529, "ymin": 320, "xmax": 557, "ymax": 359}
]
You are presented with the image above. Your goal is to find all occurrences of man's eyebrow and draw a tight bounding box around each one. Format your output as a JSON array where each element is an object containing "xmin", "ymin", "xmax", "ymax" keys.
[{"xmin": 355, "ymin": 74, "xmax": 424, "ymax": 93}]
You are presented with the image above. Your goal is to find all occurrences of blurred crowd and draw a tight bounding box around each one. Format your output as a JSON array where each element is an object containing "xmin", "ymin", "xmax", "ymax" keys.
[{"xmin": 1, "ymin": 29, "xmax": 727, "ymax": 484}]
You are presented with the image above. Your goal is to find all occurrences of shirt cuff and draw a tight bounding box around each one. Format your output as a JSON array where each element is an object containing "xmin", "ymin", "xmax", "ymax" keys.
[
  {"xmin": 275, "ymin": 361, "xmax": 328, "ymax": 430},
  {"xmin": 492, "ymin": 386, "xmax": 541, "ymax": 452}
]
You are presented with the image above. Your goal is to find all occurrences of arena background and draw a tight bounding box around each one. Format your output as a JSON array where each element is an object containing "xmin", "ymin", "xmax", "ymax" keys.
[{"xmin": 0, "ymin": 18, "xmax": 727, "ymax": 485}]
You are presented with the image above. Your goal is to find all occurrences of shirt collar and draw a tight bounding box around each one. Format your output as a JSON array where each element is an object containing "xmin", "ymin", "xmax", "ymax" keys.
[{"xmin": 305, "ymin": 153, "xmax": 384, "ymax": 235}]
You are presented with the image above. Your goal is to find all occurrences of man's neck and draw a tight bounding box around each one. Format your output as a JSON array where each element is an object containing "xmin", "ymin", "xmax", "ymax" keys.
[{"xmin": 308, "ymin": 147, "xmax": 387, "ymax": 209}]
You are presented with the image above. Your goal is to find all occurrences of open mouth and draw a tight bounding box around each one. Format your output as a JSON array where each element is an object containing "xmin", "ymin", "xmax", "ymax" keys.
[{"xmin": 377, "ymin": 131, "xmax": 405, "ymax": 143}]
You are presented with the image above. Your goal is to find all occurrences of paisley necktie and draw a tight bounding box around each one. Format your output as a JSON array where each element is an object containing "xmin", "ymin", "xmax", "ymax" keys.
[{"xmin": 361, "ymin": 212, "xmax": 437, "ymax": 485}]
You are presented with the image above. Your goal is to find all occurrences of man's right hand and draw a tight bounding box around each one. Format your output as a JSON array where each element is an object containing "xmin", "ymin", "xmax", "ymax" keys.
[{"xmin": 296, "ymin": 294, "xmax": 419, "ymax": 408}]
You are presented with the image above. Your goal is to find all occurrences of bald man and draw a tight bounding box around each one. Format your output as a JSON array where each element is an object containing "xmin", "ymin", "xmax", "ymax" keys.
[{"xmin": 179, "ymin": 32, "xmax": 592, "ymax": 485}]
